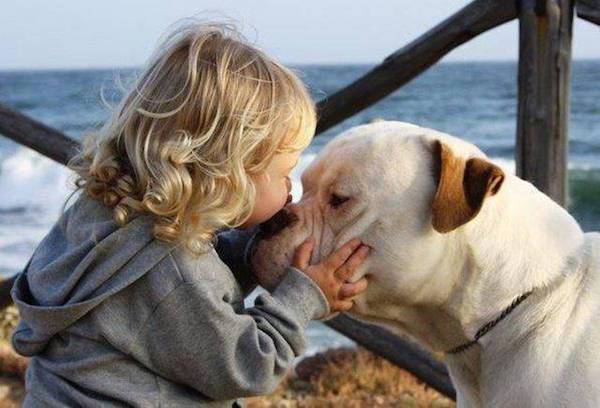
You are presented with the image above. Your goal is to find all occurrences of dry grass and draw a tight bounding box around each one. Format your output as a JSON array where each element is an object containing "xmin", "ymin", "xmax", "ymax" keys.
[
  {"xmin": 0, "ymin": 376, "xmax": 25, "ymax": 408},
  {"xmin": 0, "ymin": 305, "xmax": 27, "ymax": 407},
  {"xmin": 246, "ymin": 347, "xmax": 454, "ymax": 408}
]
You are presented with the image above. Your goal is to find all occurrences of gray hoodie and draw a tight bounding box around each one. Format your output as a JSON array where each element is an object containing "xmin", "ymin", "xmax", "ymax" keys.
[{"xmin": 10, "ymin": 192, "xmax": 330, "ymax": 407}]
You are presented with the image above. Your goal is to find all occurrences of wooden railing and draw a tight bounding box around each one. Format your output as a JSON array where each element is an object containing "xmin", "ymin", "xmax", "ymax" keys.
[{"xmin": 1, "ymin": 0, "xmax": 598, "ymax": 400}]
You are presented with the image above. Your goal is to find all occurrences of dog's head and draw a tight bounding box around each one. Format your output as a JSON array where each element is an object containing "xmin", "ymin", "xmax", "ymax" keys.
[{"xmin": 251, "ymin": 121, "xmax": 505, "ymax": 318}]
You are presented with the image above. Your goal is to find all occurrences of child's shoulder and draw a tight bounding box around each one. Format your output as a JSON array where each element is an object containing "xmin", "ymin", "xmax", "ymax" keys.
[{"xmin": 68, "ymin": 193, "xmax": 243, "ymax": 297}]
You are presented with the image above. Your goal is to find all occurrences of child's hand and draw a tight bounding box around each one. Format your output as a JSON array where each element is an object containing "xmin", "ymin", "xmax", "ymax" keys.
[{"xmin": 291, "ymin": 237, "xmax": 370, "ymax": 312}]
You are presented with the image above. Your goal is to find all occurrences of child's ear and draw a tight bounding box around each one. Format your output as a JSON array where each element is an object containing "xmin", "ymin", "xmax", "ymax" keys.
[{"xmin": 430, "ymin": 140, "xmax": 505, "ymax": 233}]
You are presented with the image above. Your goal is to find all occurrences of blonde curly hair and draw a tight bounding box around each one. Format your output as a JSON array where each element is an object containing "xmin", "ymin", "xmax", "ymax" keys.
[{"xmin": 67, "ymin": 19, "xmax": 316, "ymax": 256}]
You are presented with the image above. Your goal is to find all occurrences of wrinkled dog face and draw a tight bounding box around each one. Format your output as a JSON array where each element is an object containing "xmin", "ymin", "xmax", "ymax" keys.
[
  {"xmin": 251, "ymin": 122, "xmax": 441, "ymax": 309},
  {"xmin": 250, "ymin": 121, "xmax": 502, "ymax": 319}
]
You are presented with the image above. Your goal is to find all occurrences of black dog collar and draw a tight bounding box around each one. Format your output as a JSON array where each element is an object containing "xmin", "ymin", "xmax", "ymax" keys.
[{"xmin": 446, "ymin": 291, "xmax": 533, "ymax": 355}]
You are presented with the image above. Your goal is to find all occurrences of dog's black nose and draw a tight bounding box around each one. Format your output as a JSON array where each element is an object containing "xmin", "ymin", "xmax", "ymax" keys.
[{"xmin": 258, "ymin": 208, "xmax": 299, "ymax": 240}]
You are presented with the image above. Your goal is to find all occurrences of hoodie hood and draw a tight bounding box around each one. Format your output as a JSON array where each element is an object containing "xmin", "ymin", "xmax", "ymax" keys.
[{"xmin": 11, "ymin": 193, "xmax": 176, "ymax": 356}]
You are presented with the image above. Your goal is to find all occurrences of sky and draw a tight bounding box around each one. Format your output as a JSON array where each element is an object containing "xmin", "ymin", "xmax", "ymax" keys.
[{"xmin": 0, "ymin": 0, "xmax": 598, "ymax": 70}]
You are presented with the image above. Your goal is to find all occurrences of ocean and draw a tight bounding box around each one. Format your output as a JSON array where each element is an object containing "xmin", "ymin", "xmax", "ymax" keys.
[{"xmin": 0, "ymin": 61, "xmax": 598, "ymax": 353}]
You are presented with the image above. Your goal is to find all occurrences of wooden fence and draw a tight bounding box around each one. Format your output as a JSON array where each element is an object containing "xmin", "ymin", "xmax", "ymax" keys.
[{"xmin": 1, "ymin": 0, "xmax": 598, "ymax": 400}]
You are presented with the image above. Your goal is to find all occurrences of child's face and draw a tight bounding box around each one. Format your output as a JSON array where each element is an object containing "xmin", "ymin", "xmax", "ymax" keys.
[{"xmin": 240, "ymin": 150, "xmax": 301, "ymax": 228}]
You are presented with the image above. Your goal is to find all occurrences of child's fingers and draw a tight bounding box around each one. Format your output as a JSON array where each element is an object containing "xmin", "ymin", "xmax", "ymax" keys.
[
  {"xmin": 335, "ymin": 245, "xmax": 370, "ymax": 281},
  {"xmin": 324, "ymin": 238, "xmax": 362, "ymax": 271},
  {"xmin": 333, "ymin": 299, "xmax": 354, "ymax": 312},
  {"xmin": 291, "ymin": 237, "xmax": 315, "ymax": 270},
  {"xmin": 339, "ymin": 277, "xmax": 368, "ymax": 299}
]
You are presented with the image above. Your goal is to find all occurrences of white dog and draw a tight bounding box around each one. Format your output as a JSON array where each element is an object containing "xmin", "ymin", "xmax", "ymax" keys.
[{"xmin": 250, "ymin": 121, "xmax": 600, "ymax": 407}]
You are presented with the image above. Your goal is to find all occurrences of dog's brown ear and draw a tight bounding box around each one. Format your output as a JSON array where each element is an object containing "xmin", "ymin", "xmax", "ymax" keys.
[{"xmin": 430, "ymin": 140, "xmax": 505, "ymax": 233}]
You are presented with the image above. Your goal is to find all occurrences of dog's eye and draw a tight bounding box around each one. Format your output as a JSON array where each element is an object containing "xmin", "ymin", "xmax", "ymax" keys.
[{"xmin": 330, "ymin": 193, "xmax": 350, "ymax": 208}]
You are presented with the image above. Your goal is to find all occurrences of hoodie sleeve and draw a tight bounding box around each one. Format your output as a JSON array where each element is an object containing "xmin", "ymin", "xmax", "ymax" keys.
[
  {"xmin": 128, "ymin": 265, "xmax": 330, "ymax": 400},
  {"xmin": 214, "ymin": 227, "xmax": 259, "ymax": 296}
]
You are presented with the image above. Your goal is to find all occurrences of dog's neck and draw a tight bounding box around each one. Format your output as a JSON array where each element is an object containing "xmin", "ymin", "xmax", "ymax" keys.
[
  {"xmin": 435, "ymin": 175, "xmax": 586, "ymax": 404},
  {"xmin": 442, "ymin": 248, "xmax": 588, "ymax": 406}
]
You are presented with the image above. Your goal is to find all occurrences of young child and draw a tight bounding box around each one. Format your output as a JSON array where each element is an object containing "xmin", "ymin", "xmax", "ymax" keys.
[{"xmin": 10, "ymin": 20, "xmax": 370, "ymax": 407}]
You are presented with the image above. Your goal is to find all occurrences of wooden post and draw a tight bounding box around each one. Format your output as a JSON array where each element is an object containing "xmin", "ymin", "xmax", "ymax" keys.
[{"xmin": 516, "ymin": 0, "xmax": 574, "ymax": 206}]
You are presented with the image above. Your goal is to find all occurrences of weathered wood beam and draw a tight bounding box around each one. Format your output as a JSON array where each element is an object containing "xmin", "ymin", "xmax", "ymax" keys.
[
  {"xmin": 315, "ymin": 0, "xmax": 518, "ymax": 135},
  {"xmin": 0, "ymin": 103, "xmax": 80, "ymax": 166},
  {"xmin": 516, "ymin": 0, "xmax": 574, "ymax": 206},
  {"xmin": 576, "ymin": 0, "xmax": 600, "ymax": 24},
  {"xmin": 326, "ymin": 314, "xmax": 455, "ymax": 399}
]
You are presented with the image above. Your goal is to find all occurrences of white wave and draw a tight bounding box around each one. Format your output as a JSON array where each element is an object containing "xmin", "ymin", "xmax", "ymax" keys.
[
  {"xmin": 0, "ymin": 147, "xmax": 79, "ymax": 275},
  {"xmin": 0, "ymin": 147, "xmax": 77, "ymax": 221}
]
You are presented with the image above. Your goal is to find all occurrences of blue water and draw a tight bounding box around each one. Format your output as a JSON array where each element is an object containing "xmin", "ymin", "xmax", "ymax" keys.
[{"xmin": 0, "ymin": 61, "xmax": 599, "ymax": 352}]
